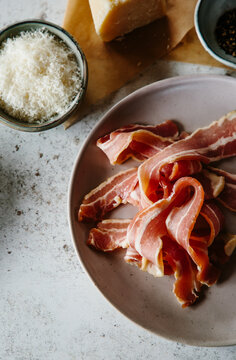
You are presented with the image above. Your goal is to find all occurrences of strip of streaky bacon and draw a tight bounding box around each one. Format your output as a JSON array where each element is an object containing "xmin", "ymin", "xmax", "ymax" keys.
[
  {"xmin": 88, "ymin": 219, "xmax": 169, "ymax": 277},
  {"xmin": 88, "ymin": 220, "xmax": 162, "ymax": 277},
  {"xmin": 147, "ymin": 159, "xmax": 203, "ymax": 202},
  {"xmin": 127, "ymin": 160, "xmax": 202, "ymax": 208},
  {"xmin": 88, "ymin": 219, "xmax": 201, "ymax": 307},
  {"xmin": 96, "ymin": 120, "xmax": 179, "ymax": 165},
  {"xmin": 125, "ymin": 237, "xmax": 201, "ymax": 307},
  {"xmin": 78, "ymin": 168, "xmax": 138, "ymax": 222},
  {"xmin": 87, "ymin": 219, "xmax": 132, "ymax": 251},
  {"xmin": 125, "ymin": 244, "xmax": 170, "ymax": 275},
  {"xmin": 207, "ymin": 166, "xmax": 236, "ymax": 212},
  {"xmin": 79, "ymin": 158, "xmax": 200, "ymax": 223},
  {"xmin": 162, "ymin": 236, "xmax": 201, "ymax": 308},
  {"xmin": 127, "ymin": 177, "xmax": 174, "ymax": 209},
  {"xmin": 127, "ymin": 177, "xmax": 221, "ymax": 285},
  {"xmin": 198, "ymin": 201, "xmax": 224, "ymax": 246},
  {"xmin": 161, "ymin": 160, "xmax": 202, "ymax": 181},
  {"xmin": 138, "ymin": 111, "xmax": 236, "ymax": 207},
  {"xmin": 166, "ymin": 179, "xmax": 223, "ymax": 286}
]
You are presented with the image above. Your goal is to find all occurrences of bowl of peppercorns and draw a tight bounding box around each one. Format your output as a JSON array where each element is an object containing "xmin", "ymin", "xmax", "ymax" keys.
[{"xmin": 195, "ymin": 0, "xmax": 236, "ymax": 69}]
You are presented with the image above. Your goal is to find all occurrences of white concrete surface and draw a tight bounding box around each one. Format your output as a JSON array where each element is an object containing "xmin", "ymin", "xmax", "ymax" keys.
[{"xmin": 0, "ymin": 0, "xmax": 236, "ymax": 359}]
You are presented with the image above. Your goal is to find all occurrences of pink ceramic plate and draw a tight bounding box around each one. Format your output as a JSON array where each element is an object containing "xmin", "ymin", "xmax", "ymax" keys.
[{"xmin": 68, "ymin": 75, "xmax": 236, "ymax": 346}]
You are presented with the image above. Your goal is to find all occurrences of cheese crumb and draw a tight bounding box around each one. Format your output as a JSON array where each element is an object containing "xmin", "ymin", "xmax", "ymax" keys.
[{"xmin": 0, "ymin": 29, "xmax": 82, "ymax": 123}]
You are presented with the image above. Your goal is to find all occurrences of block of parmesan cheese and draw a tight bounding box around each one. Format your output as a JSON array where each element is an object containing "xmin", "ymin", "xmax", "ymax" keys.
[{"xmin": 88, "ymin": 0, "xmax": 166, "ymax": 42}]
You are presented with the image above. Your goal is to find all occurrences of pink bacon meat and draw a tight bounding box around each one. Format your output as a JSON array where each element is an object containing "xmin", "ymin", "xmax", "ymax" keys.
[
  {"xmin": 127, "ymin": 177, "xmax": 222, "ymax": 285},
  {"xmin": 125, "ymin": 235, "xmax": 201, "ymax": 308},
  {"xmin": 138, "ymin": 111, "xmax": 236, "ymax": 207},
  {"xmin": 88, "ymin": 219, "xmax": 132, "ymax": 251},
  {"xmin": 88, "ymin": 219, "xmax": 201, "ymax": 307},
  {"xmin": 78, "ymin": 113, "xmax": 236, "ymax": 307},
  {"xmin": 79, "ymin": 168, "xmax": 138, "ymax": 222},
  {"xmin": 162, "ymin": 235, "xmax": 201, "ymax": 308},
  {"xmin": 97, "ymin": 120, "xmax": 179, "ymax": 164},
  {"xmin": 194, "ymin": 168, "xmax": 225, "ymax": 200}
]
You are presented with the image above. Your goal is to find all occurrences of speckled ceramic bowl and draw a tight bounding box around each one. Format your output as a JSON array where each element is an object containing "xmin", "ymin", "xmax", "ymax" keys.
[
  {"xmin": 195, "ymin": 0, "xmax": 236, "ymax": 69},
  {"xmin": 0, "ymin": 20, "xmax": 88, "ymax": 132}
]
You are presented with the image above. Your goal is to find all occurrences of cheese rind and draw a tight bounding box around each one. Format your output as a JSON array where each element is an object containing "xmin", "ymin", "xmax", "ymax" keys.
[{"xmin": 88, "ymin": 0, "xmax": 166, "ymax": 42}]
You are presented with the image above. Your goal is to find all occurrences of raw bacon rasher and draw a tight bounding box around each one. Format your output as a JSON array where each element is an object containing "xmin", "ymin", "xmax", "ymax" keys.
[
  {"xmin": 78, "ymin": 111, "xmax": 236, "ymax": 307},
  {"xmin": 126, "ymin": 177, "xmax": 222, "ymax": 286},
  {"xmin": 79, "ymin": 168, "xmax": 138, "ymax": 221},
  {"xmin": 87, "ymin": 219, "xmax": 201, "ymax": 307},
  {"xmin": 88, "ymin": 219, "xmax": 131, "ymax": 251},
  {"xmin": 97, "ymin": 120, "xmax": 179, "ymax": 165},
  {"xmin": 138, "ymin": 111, "xmax": 236, "ymax": 207}
]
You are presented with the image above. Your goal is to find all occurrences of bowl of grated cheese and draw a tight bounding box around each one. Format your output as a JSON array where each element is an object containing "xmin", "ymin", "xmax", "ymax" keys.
[{"xmin": 0, "ymin": 20, "xmax": 88, "ymax": 131}]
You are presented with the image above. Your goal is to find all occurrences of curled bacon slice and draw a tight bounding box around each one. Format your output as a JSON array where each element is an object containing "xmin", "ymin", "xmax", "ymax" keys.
[
  {"xmin": 125, "ymin": 236, "xmax": 201, "ymax": 307},
  {"xmin": 162, "ymin": 236, "xmax": 200, "ymax": 308},
  {"xmin": 78, "ymin": 168, "xmax": 138, "ymax": 221},
  {"xmin": 127, "ymin": 177, "xmax": 221, "ymax": 285},
  {"xmin": 199, "ymin": 201, "xmax": 224, "ymax": 246},
  {"xmin": 166, "ymin": 180, "xmax": 223, "ymax": 286},
  {"xmin": 88, "ymin": 219, "xmax": 131, "ymax": 251},
  {"xmin": 126, "ymin": 178, "xmax": 191, "ymax": 277},
  {"xmin": 161, "ymin": 160, "xmax": 202, "ymax": 181},
  {"xmin": 137, "ymin": 159, "xmax": 203, "ymax": 206},
  {"xmin": 97, "ymin": 120, "xmax": 179, "ymax": 165},
  {"xmin": 138, "ymin": 111, "xmax": 236, "ymax": 207},
  {"xmin": 89, "ymin": 217, "xmax": 201, "ymax": 306}
]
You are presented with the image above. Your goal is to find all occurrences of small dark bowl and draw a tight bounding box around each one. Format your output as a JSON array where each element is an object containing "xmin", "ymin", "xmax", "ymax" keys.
[
  {"xmin": 195, "ymin": 0, "xmax": 236, "ymax": 69},
  {"xmin": 0, "ymin": 20, "xmax": 88, "ymax": 132}
]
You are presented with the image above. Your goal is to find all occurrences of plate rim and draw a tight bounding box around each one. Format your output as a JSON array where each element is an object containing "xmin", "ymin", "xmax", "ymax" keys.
[{"xmin": 68, "ymin": 74, "xmax": 236, "ymax": 347}]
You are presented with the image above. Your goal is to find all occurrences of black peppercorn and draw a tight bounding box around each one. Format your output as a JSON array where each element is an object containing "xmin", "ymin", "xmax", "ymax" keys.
[{"xmin": 215, "ymin": 8, "xmax": 236, "ymax": 57}]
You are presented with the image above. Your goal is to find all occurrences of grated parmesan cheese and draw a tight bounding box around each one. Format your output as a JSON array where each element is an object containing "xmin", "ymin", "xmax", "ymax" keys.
[{"xmin": 0, "ymin": 29, "xmax": 82, "ymax": 123}]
